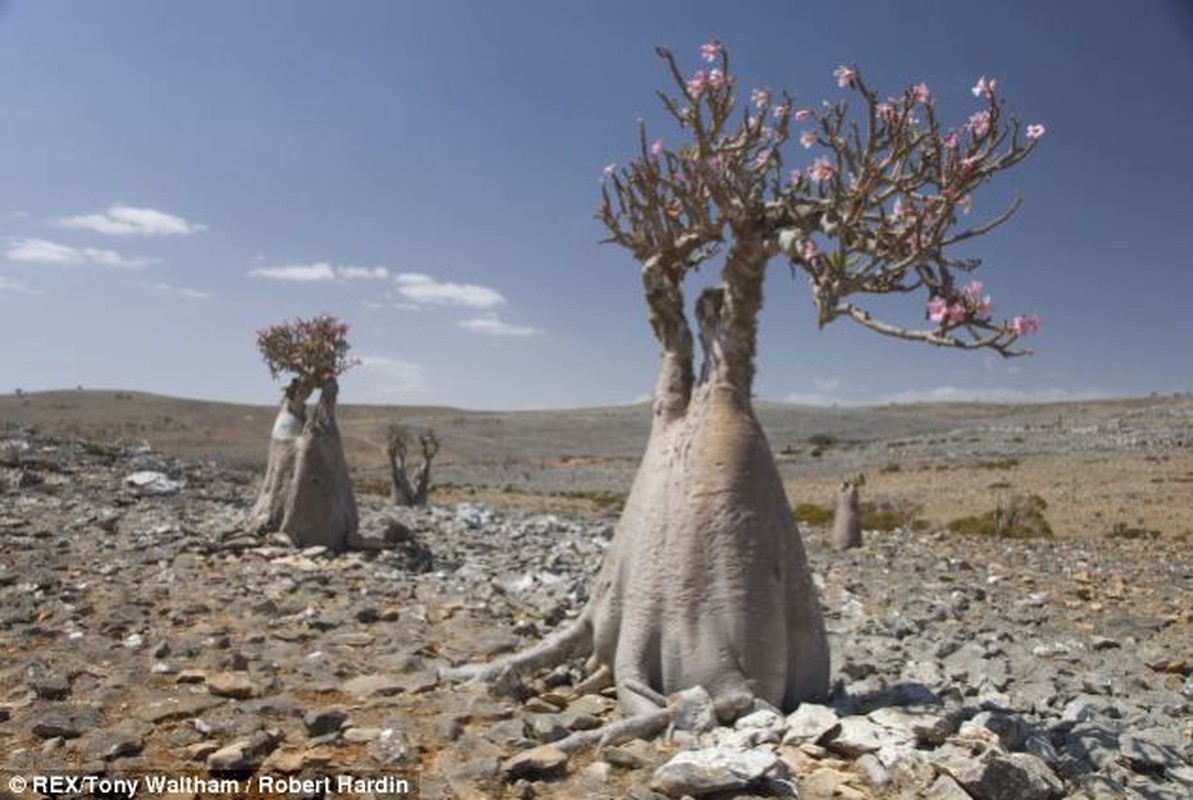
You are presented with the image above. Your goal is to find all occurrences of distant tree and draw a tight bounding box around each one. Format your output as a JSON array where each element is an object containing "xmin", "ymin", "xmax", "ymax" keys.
[
  {"xmin": 14, "ymin": 388, "xmax": 24, "ymax": 398},
  {"xmin": 386, "ymin": 424, "xmax": 439, "ymax": 507},
  {"xmin": 247, "ymin": 314, "xmax": 359, "ymax": 551},
  {"xmin": 450, "ymin": 42, "xmax": 1043, "ymax": 727}
]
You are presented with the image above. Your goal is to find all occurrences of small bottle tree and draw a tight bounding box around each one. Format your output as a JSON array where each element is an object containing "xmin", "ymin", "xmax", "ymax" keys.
[
  {"xmin": 386, "ymin": 424, "xmax": 440, "ymax": 507},
  {"xmin": 248, "ymin": 314, "xmax": 359, "ymax": 551},
  {"xmin": 451, "ymin": 42, "xmax": 1043, "ymax": 727}
]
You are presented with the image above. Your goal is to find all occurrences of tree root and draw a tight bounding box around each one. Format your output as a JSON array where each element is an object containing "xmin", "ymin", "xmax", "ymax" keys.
[
  {"xmin": 552, "ymin": 707, "xmax": 673, "ymax": 755},
  {"xmin": 440, "ymin": 613, "xmax": 594, "ymax": 689}
]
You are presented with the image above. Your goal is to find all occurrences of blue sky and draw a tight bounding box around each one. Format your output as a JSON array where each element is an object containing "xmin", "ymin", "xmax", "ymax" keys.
[{"xmin": 2, "ymin": 1, "xmax": 1191, "ymax": 409}]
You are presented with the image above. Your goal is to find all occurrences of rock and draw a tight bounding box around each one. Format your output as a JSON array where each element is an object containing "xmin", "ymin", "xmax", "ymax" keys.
[
  {"xmin": 651, "ymin": 747, "xmax": 778, "ymax": 797},
  {"xmin": 124, "ymin": 471, "xmax": 183, "ymax": 496},
  {"xmin": 948, "ymin": 751, "xmax": 1064, "ymax": 800},
  {"xmin": 342, "ymin": 673, "xmax": 407, "ymax": 698},
  {"xmin": 303, "ymin": 707, "xmax": 348, "ymax": 737},
  {"xmin": 826, "ymin": 716, "xmax": 885, "ymax": 756},
  {"xmin": 783, "ymin": 703, "xmax": 840, "ymax": 745},
  {"xmin": 31, "ymin": 705, "xmax": 104, "ymax": 739},
  {"xmin": 501, "ymin": 744, "xmax": 569, "ymax": 780},
  {"xmin": 206, "ymin": 671, "xmax": 257, "ymax": 699},
  {"xmin": 29, "ymin": 674, "xmax": 71, "ymax": 700},
  {"xmin": 924, "ymin": 773, "xmax": 972, "ymax": 799},
  {"xmin": 970, "ymin": 710, "xmax": 1032, "ymax": 751},
  {"xmin": 206, "ymin": 729, "xmax": 282, "ymax": 771}
]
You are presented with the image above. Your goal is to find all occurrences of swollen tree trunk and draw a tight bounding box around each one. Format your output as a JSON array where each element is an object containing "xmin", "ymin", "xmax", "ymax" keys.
[
  {"xmin": 832, "ymin": 479, "xmax": 863, "ymax": 550},
  {"xmin": 387, "ymin": 432, "xmax": 437, "ymax": 507},
  {"xmin": 450, "ymin": 244, "xmax": 830, "ymax": 723},
  {"xmin": 248, "ymin": 379, "xmax": 358, "ymax": 551}
]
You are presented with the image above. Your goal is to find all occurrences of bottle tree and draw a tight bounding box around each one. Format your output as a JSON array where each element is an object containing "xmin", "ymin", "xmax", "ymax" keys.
[
  {"xmin": 453, "ymin": 42, "xmax": 1043, "ymax": 725},
  {"xmin": 248, "ymin": 314, "xmax": 360, "ymax": 551}
]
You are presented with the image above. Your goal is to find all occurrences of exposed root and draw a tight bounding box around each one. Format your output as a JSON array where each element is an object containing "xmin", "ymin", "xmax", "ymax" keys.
[
  {"xmin": 441, "ymin": 613, "xmax": 594, "ymax": 689},
  {"xmin": 552, "ymin": 708, "xmax": 673, "ymax": 755},
  {"xmin": 622, "ymin": 678, "xmax": 668, "ymax": 709},
  {"xmin": 571, "ymin": 663, "xmax": 613, "ymax": 697}
]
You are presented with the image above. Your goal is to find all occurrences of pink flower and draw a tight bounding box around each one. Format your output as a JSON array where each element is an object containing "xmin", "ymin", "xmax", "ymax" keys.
[
  {"xmin": 687, "ymin": 70, "xmax": 708, "ymax": 95},
  {"xmin": 602, "ymin": 163, "xmax": 616, "ymax": 179},
  {"xmin": 803, "ymin": 239, "xmax": 819, "ymax": 260},
  {"xmin": 708, "ymin": 69, "xmax": 727, "ymax": 89},
  {"xmin": 794, "ymin": 108, "xmax": 812, "ymax": 121},
  {"xmin": 650, "ymin": 139, "xmax": 664, "ymax": 156},
  {"xmin": 788, "ymin": 169, "xmax": 802, "ymax": 184},
  {"xmin": 808, "ymin": 156, "xmax": 835, "ymax": 182},
  {"xmin": 971, "ymin": 75, "xmax": 997, "ymax": 99},
  {"xmin": 911, "ymin": 82, "xmax": 932, "ymax": 104},
  {"xmin": 927, "ymin": 298, "xmax": 948, "ymax": 324},
  {"xmin": 962, "ymin": 281, "xmax": 991, "ymax": 314},
  {"xmin": 959, "ymin": 155, "xmax": 979, "ymax": 174},
  {"xmin": 773, "ymin": 103, "xmax": 790, "ymax": 120},
  {"xmin": 753, "ymin": 148, "xmax": 773, "ymax": 169},
  {"xmin": 966, "ymin": 110, "xmax": 991, "ymax": 138},
  {"xmin": 800, "ymin": 130, "xmax": 818, "ymax": 149},
  {"xmin": 1010, "ymin": 314, "xmax": 1041, "ymax": 336},
  {"xmin": 876, "ymin": 102, "xmax": 896, "ymax": 122},
  {"xmin": 1026, "ymin": 123, "xmax": 1046, "ymax": 140},
  {"xmin": 892, "ymin": 197, "xmax": 912, "ymax": 220},
  {"xmin": 942, "ymin": 130, "xmax": 959, "ymax": 149},
  {"xmin": 834, "ymin": 65, "xmax": 856, "ymax": 88},
  {"xmin": 958, "ymin": 194, "xmax": 973, "ymax": 214},
  {"xmin": 948, "ymin": 303, "xmax": 969, "ymax": 324},
  {"xmin": 751, "ymin": 88, "xmax": 769, "ymax": 109},
  {"xmin": 700, "ymin": 39, "xmax": 723, "ymax": 63}
]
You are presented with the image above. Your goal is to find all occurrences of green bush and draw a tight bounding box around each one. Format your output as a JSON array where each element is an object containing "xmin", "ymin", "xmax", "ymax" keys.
[
  {"xmin": 794, "ymin": 502, "xmax": 834, "ymax": 527},
  {"xmin": 948, "ymin": 493, "xmax": 1052, "ymax": 538}
]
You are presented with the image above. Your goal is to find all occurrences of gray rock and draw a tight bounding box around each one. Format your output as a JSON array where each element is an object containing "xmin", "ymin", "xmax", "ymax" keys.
[
  {"xmin": 783, "ymin": 702, "xmax": 840, "ymax": 745},
  {"xmin": 949, "ymin": 751, "xmax": 1064, "ymax": 800},
  {"xmin": 303, "ymin": 707, "xmax": 347, "ymax": 737},
  {"xmin": 970, "ymin": 710, "xmax": 1032, "ymax": 751},
  {"xmin": 31, "ymin": 705, "xmax": 103, "ymax": 739},
  {"xmin": 501, "ymin": 743, "xmax": 569, "ymax": 779},
  {"xmin": 651, "ymin": 747, "xmax": 778, "ymax": 797},
  {"xmin": 827, "ymin": 716, "xmax": 885, "ymax": 756}
]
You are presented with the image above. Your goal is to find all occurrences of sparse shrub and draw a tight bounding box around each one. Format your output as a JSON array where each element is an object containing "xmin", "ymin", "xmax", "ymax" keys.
[
  {"xmin": 974, "ymin": 457, "xmax": 1021, "ymax": 470},
  {"xmin": 794, "ymin": 502, "xmax": 834, "ymax": 527},
  {"xmin": 1105, "ymin": 522, "xmax": 1161, "ymax": 540},
  {"xmin": 948, "ymin": 493, "xmax": 1052, "ymax": 538},
  {"xmin": 879, "ymin": 463, "xmax": 902, "ymax": 473},
  {"xmin": 860, "ymin": 498, "xmax": 926, "ymax": 532}
]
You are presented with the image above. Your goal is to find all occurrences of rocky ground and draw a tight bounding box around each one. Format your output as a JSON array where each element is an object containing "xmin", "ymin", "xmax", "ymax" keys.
[{"xmin": 1, "ymin": 428, "xmax": 1192, "ymax": 799}]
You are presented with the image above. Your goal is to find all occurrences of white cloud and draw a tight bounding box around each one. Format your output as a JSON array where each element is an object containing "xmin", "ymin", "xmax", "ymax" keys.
[
  {"xmin": 5, "ymin": 238, "xmax": 150, "ymax": 269},
  {"xmin": 393, "ymin": 272, "xmax": 505, "ymax": 309},
  {"xmin": 249, "ymin": 262, "xmax": 390, "ymax": 283},
  {"xmin": 58, "ymin": 204, "xmax": 207, "ymax": 236},
  {"xmin": 337, "ymin": 266, "xmax": 389, "ymax": 281},
  {"xmin": 0, "ymin": 276, "xmax": 42, "ymax": 295},
  {"xmin": 249, "ymin": 263, "xmax": 336, "ymax": 282},
  {"xmin": 349, "ymin": 355, "xmax": 426, "ymax": 401},
  {"xmin": 152, "ymin": 282, "xmax": 211, "ymax": 300},
  {"xmin": 458, "ymin": 314, "xmax": 541, "ymax": 337},
  {"xmin": 880, "ymin": 385, "xmax": 1115, "ymax": 405}
]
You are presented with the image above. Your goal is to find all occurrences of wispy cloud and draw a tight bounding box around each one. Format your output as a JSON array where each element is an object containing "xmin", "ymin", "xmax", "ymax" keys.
[
  {"xmin": 58, "ymin": 204, "xmax": 207, "ymax": 237},
  {"xmin": 349, "ymin": 354, "xmax": 426, "ymax": 400},
  {"xmin": 5, "ymin": 237, "xmax": 150, "ymax": 269},
  {"xmin": 248, "ymin": 262, "xmax": 389, "ymax": 282},
  {"xmin": 393, "ymin": 272, "xmax": 505, "ymax": 309},
  {"xmin": 458, "ymin": 314, "xmax": 541, "ymax": 337},
  {"xmin": 0, "ymin": 276, "xmax": 43, "ymax": 296},
  {"xmin": 879, "ymin": 385, "xmax": 1115, "ymax": 405},
  {"xmin": 152, "ymin": 282, "xmax": 211, "ymax": 300}
]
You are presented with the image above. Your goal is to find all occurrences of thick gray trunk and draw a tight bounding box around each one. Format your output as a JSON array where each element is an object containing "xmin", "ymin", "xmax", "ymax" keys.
[
  {"xmin": 832, "ymin": 480, "xmax": 863, "ymax": 550},
  {"xmin": 248, "ymin": 381, "xmax": 357, "ymax": 551}
]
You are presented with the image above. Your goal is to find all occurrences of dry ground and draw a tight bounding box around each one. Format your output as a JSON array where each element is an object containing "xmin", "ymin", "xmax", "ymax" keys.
[{"xmin": 3, "ymin": 389, "xmax": 1191, "ymax": 540}]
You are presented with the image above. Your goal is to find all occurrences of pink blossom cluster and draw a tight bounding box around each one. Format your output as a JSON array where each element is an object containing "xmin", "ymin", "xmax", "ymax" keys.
[
  {"xmin": 833, "ymin": 65, "xmax": 856, "ymax": 88},
  {"xmin": 808, "ymin": 156, "xmax": 835, "ymax": 183}
]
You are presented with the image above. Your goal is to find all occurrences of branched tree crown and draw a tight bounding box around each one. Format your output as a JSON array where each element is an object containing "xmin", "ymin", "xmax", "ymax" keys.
[
  {"xmin": 256, "ymin": 314, "xmax": 358, "ymax": 390},
  {"xmin": 599, "ymin": 41, "xmax": 1044, "ymax": 357}
]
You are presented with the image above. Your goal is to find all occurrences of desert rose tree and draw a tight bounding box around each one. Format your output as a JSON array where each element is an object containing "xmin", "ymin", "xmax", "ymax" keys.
[
  {"xmin": 248, "ymin": 314, "xmax": 359, "ymax": 551},
  {"xmin": 452, "ymin": 43, "xmax": 1043, "ymax": 726}
]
